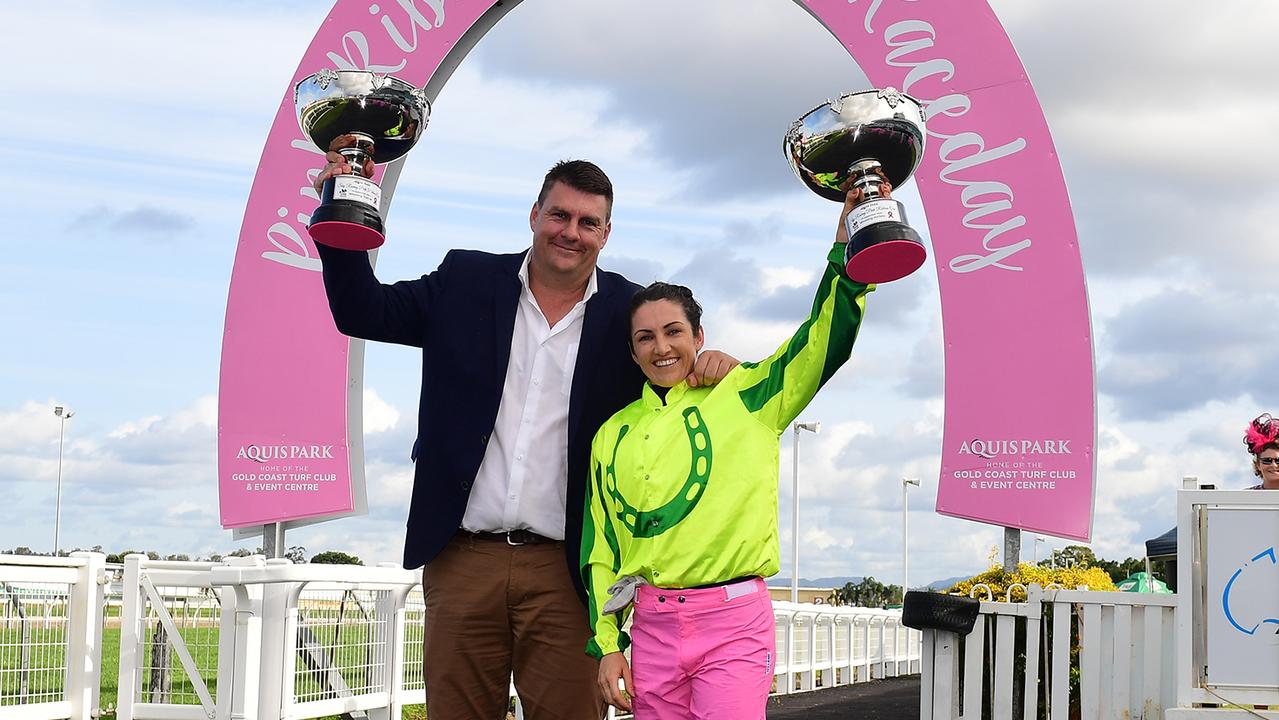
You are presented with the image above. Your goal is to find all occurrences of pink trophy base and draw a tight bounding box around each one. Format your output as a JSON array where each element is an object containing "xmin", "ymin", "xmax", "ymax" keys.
[
  {"xmin": 844, "ymin": 239, "xmax": 927, "ymax": 284},
  {"xmin": 308, "ymin": 220, "xmax": 386, "ymax": 251}
]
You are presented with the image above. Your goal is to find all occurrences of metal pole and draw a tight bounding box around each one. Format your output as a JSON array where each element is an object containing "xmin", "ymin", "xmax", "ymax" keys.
[
  {"xmin": 1003, "ymin": 527, "xmax": 1020, "ymax": 573},
  {"xmin": 52, "ymin": 408, "xmax": 72, "ymax": 555},
  {"xmin": 901, "ymin": 478, "xmax": 918, "ymax": 597},
  {"xmin": 791, "ymin": 425, "xmax": 800, "ymax": 604},
  {"xmin": 902, "ymin": 480, "xmax": 908, "ymax": 594},
  {"xmin": 263, "ymin": 523, "xmax": 285, "ymax": 559},
  {"xmin": 55, "ymin": 415, "xmax": 65, "ymax": 556},
  {"xmin": 789, "ymin": 421, "xmax": 820, "ymax": 603}
]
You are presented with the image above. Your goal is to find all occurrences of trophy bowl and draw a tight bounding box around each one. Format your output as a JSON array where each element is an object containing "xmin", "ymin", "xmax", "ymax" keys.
[
  {"xmin": 785, "ymin": 88, "xmax": 925, "ymax": 201},
  {"xmin": 294, "ymin": 69, "xmax": 431, "ymax": 250},
  {"xmin": 784, "ymin": 88, "xmax": 927, "ymax": 284}
]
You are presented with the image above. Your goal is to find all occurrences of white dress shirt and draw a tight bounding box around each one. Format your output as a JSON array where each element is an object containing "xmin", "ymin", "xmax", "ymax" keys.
[{"xmin": 461, "ymin": 251, "xmax": 598, "ymax": 539}]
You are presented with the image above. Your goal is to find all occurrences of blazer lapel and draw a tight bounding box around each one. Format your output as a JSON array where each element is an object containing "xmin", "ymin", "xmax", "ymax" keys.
[
  {"xmin": 568, "ymin": 276, "xmax": 615, "ymax": 442},
  {"xmin": 492, "ymin": 253, "xmax": 524, "ymax": 407}
]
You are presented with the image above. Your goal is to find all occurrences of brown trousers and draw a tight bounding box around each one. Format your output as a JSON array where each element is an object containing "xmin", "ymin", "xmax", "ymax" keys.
[{"xmin": 422, "ymin": 533, "xmax": 606, "ymax": 720}]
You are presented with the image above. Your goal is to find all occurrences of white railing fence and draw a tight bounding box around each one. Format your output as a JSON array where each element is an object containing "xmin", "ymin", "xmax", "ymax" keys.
[
  {"xmin": 920, "ymin": 584, "xmax": 1178, "ymax": 720},
  {"xmin": 0, "ymin": 553, "xmax": 105, "ymax": 720},
  {"xmin": 772, "ymin": 602, "xmax": 920, "ymax": 693},
  {"xmin": 0, "ymin": 553, "xmax": 918, "ymax": 720}
]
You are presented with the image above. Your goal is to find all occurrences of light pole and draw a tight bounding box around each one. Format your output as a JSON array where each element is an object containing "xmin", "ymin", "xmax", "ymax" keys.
[
  {"xmin": 901, "ymin": 477, "xmax": 919, "ymax": 595},
  {"xmin": 1034, "ymin": 535, "xmax": 1046, "ymax": 565},
  {"xmin": 790, "ymin": 420, "xmax": 820, "ymax": 603},
  {"xmin": 53, "ymin": 405, "xmax": 74, "ymax": 556}
]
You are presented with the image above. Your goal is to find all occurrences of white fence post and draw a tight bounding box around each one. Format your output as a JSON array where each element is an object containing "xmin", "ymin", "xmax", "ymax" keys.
[
  {"xmin": 117, "ymin": 554, "xmax": 144, "ymax": 720},
  {"xmin": 257, "ymin": 559, "xmax": 292, "ymax": 720},
  {"xmin": 381, "ymin": 580, "xmax": 414, "ymax": 720},
  {"xmin": 65, "ymin": 552, "xmax": 106, "ymax": 720},
  {"xmin": 215, "ymin": 580, "xmax": 237, "ymax": 719},
  {"xmin": 800, "ymin": 611, "xmax": 816, "ymax": 690},
  {"xmin": 216, "ymin": 555, "xmax": 266, "ymax": 720}
]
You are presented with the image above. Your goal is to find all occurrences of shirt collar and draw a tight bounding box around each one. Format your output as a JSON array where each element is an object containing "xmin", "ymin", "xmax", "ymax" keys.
[
  {"xmin": 642, "ymin": 380, "xmax": 691, "ymax": 408},
  {"xmin": 518, "ymin": 249, "xmax": 599, "ymax": 303}
]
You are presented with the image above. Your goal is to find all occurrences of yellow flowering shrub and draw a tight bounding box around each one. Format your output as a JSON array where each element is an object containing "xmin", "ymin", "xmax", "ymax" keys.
[{"xmin": 946, "ymin": 561, "xmax": 1116, "ymax": 602}]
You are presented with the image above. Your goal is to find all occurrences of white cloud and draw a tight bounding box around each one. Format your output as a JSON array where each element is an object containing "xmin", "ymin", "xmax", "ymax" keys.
[{"xmin": 362, "ymin": 388, "xmax": 401, "ymax": 434}]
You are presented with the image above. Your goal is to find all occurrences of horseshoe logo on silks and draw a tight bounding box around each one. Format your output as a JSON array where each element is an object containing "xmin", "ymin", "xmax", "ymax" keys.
[{"xmin": 603, "ymin": 407, "xmax": 712, "ymax": 538}]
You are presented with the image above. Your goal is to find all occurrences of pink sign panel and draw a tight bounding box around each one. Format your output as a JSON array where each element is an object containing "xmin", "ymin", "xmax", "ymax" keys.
[
  {"xmin": 221, "ymin": 0, "xmax": 1094, "ymax": 540},
  {"xmin": 800, "ymin": 0, "xmax": 1096, "ymax": 541},
  {"xmin": 218, "ymin": 0, "xmax": 510, "ymax": 528}
]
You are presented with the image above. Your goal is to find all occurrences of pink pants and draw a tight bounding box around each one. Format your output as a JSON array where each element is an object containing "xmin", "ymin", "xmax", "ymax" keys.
[{"xmin": 630, "ymin": 578, "xmax": 775, "ymax": 720}]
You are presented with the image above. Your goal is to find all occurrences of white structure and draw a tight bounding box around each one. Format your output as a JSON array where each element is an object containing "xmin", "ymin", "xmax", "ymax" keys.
[
  {"xmin": 1168, "ymin": 489, "xmax": 1279, "ymax": 718},
  {"xmin": 917, "ymin": 487, "xmax": 1279, "ymax": 719}
]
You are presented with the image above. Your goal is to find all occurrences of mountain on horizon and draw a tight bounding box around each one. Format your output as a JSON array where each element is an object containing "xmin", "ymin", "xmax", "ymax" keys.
[
  {"xmin": 765, "ymin": 574, "xmax": 969, "ymax": 590},
  {"xmin": 765, "ymin": 575, "xmax": 862, "ymax": 588},
  {"xmin": 925, "ymin": 575, "xmax": 967, "ymax": 591}
]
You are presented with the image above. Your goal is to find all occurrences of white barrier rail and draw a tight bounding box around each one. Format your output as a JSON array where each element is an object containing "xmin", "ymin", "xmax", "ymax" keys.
[
  {"xmin": 0, "ymin": 552, "xmax": 106, "ymax": 720},
  {"xmin": 1, "ymin": 553, "xmax": 918, "ymax": 719},
  {"xmin": 772, "ymin": 602, "xmax": 920, "ymax": 693},
  {"xmin": 920, "ymin": 584, "xmax": 1178, "ymax": 720}
]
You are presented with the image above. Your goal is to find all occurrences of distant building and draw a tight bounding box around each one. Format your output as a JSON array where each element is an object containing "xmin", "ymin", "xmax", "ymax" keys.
[{"xmin": 768, "ymin": 586, "xmax": 832, "ymax": 604}]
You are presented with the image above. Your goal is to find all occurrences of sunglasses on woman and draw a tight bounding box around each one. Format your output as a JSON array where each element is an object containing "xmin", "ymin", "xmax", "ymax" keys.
[{"xmin": 1258, "ymin": 457, "xmax": 1279, "ymax": 466}]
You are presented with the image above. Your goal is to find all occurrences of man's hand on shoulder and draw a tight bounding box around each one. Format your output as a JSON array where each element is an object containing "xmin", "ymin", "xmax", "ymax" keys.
[{"xmin": 687, "ymin": 350, "xmax": 739, "ymax": 388}]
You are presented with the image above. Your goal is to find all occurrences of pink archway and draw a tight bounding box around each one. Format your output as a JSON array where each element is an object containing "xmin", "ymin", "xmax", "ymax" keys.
[{"xmin": 219, "ymin": 0, "xmax": 1095, "ymax": 542}]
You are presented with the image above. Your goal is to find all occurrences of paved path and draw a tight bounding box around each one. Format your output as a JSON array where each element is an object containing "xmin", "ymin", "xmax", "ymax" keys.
[{"xmin": 766, "ymin": 676, "xmax": 920, "ymax": 719}]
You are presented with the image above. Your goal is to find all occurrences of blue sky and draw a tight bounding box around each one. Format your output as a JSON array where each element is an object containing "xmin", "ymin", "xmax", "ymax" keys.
[{"xmin": 3, "ymin": 0, "xmax": 1277, "ymax": 587}]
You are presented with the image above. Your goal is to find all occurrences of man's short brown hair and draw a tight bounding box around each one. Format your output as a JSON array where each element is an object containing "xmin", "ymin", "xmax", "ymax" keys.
[{"xmin": 538, "ymin": 160, "xmax": 614, "ymax": 219}]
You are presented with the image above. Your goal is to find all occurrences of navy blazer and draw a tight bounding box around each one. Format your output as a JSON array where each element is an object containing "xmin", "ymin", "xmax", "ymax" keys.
[{"xmin": 316, "ymin": 244, "xmax": 645, "ymax": 600}]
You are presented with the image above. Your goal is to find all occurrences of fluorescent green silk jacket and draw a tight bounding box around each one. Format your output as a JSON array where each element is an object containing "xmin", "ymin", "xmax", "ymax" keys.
[{"xmin": 581, "ymin": 241, "xmax": 872, "ymax": 659}]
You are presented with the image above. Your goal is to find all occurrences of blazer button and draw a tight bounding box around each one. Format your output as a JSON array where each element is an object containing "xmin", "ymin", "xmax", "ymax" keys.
[{"xmin": 460, "ymin": 480, "xmax": 472, "ymax": 491}]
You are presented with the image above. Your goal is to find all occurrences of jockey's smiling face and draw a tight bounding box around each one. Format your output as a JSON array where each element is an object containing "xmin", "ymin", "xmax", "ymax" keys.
[{"xmin": 630, "ymin": 299, "xmax": 704, "ymax": 388}]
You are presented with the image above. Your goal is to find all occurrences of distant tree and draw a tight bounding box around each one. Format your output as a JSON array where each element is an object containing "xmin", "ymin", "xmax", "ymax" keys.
[
  {"xmin": 1040, "ymin": 545, "xmax": 1097, "ymax": 570},
  {"xmin": 310, "ymin": 550, "xmax": 363, "ymax": 566},
  {"xmin": 284, "ymin": 546, "xmax": 307, "ymax": 564},
  {"xmin": 165, "ymin": 554, "xmax": 190, "ymax": 562},
  {"xmin": 11, "ymin": 546, "xmax": 37, "ymax": 556},
  {"xmin": 206, "ymin": 553, "xmax": 224, "ymax": 563},
  {"xmin": 829, "ymin": 576, "xmax": 901, "ymax": 607},
  {"xmin": 1092, "ymin": 556, "xmax": 1145, "ymax": 583},
  {"xmin": 108, "ymin": 550, "xmax": 142, "ymax": 563},
  {"xmin": 227, "ymin": 548, "xmax": 254, "ymax": 558}
]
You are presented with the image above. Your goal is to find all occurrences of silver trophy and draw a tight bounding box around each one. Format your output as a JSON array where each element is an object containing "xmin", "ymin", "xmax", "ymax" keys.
[
  {"xmin": 295, "ymin": 69, "xmax": 430, "ymax": 250},
  {"xmin": 785, "ymin": 88, "xmax": 927, "ymax": 283}
]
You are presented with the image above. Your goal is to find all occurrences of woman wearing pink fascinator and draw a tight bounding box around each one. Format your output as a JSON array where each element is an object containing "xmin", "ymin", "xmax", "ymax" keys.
[{"xmin": 1243, "ymin": 413, "xmax": 1279, "ymax": 489}]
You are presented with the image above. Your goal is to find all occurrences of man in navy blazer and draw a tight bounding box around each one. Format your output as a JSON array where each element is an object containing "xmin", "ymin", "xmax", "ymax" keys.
[{"xmin": 312, "ymin": 158, "xmax": 734, "ymax": 719}]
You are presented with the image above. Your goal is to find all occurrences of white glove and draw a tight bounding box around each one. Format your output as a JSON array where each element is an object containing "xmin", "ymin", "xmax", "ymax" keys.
[{"xmin": 602, "ymin": 575, "xmax": 648, "ymax": 614}]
